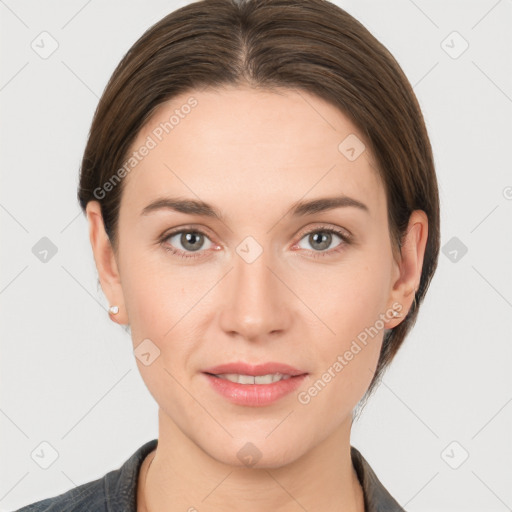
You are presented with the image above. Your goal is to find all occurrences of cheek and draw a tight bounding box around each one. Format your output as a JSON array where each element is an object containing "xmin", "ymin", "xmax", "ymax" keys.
[
  {"xmin": 304, "ymin": 313, "xmax": 384, "ymax": 421},
  {"xmin": 305, "ymin": 253, "xmax": 390, "ymax": 338},
  {"xmin": 120, "ymin": 247, "xmax": 190, "ymax": 332},
  {"xmin": 304, "ymin": 253, "xmax": 389, "ymax": 395},
  {"xmin": 121, "ymin": 261, "xmax": 200, "ymax": 403},
  {"xmin": 120, "ymin": 253, "xmax": 209, "ymax": 372}
]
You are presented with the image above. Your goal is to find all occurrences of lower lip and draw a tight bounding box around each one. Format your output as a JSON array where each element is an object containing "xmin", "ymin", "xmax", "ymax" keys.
[{"xmin": 203, "ymin": 373, "xmax": 308, "ymax": 407}]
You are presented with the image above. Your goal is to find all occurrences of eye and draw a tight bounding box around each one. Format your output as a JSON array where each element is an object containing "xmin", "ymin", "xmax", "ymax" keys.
[
  {"xmin": 161, "ymin": 228, "xmax": 214, "ymax": 259},
  {"xmin": 295, "ymin": 226, "xmax": 351, "ymax": 258},
  {"xmin": 160, "ymin": 224, "xmax": 352, "ymax": 260}
]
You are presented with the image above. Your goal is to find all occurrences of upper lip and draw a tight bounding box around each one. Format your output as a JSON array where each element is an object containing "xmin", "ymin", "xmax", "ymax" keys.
[{"xmin": 203, "ymin": 361, "xmax": 307, "ymax": 377}]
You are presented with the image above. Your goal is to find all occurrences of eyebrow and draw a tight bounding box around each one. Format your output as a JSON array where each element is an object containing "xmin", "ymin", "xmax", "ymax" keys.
[{"xmin": 140, "ymin": 195, "xmax": 369, "ymax": 220}]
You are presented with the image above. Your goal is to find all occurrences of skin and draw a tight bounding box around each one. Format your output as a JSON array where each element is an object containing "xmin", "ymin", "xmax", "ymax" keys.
[{"xmin": 87, "ymin": 85, "xmax": 428, "ymax": 512}]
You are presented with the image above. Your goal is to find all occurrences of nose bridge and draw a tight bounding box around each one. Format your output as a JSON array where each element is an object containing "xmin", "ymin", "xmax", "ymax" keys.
[{"xmin": 219, "ymin": 234, "xmax": 289, "ymax": 339}]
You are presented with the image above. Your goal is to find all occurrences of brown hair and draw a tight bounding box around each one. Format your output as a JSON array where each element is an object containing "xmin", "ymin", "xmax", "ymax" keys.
[{"xmin": 77, "ymin": 0, "xmax": 440, "ymax": 405}]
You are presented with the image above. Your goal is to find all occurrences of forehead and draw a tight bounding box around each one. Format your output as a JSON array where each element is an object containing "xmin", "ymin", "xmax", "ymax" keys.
[{"xmin": 119, "ymin": 86, "xmax": 384, "ymax": 223}]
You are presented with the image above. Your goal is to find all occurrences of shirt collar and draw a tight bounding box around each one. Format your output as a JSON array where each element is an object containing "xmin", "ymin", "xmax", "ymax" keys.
[
  {"xmin": 351, "ymin": 445, "xmax": 406, "ymax": 511},
  {"xmin": 105, "ymin": 440, "xmax": 405, "ymax": 512}
]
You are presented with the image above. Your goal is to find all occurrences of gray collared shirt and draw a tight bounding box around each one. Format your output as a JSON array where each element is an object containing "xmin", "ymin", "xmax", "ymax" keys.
[{"xmin": 15, "ymin": 439, "xmax": 406, "ymax": 511}]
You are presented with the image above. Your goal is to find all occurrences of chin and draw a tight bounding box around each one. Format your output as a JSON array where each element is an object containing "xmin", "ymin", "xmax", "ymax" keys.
[{"xmin": 197, "ymin": 428, "xmax": 315, "ymax": 470}]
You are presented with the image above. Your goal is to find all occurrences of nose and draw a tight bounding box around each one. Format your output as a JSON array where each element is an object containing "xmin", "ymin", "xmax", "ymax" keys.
[{"xmin": 218, "ymin": 240, "xmax": 292, "ymax": 342}]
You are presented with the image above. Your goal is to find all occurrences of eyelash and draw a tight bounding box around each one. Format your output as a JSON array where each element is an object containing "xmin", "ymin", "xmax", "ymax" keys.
[{"xmin": 159, "ymin": 224, "xmax": 352, "ymax": 260}]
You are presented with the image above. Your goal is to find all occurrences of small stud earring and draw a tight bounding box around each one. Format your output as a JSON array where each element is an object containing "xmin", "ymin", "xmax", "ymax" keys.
[
  {"xmin": 109, "ymin": 305, "xmax": 119, "ymax": 315},
  {"xmin": 391, "ymin": 309, "xmax": 403, "ymax": 318}
]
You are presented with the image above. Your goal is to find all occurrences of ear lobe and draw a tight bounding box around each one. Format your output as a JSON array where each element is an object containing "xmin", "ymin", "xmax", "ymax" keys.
[{"xmin": 86, "ymin": 201, "xmax": 128, "ymax": 324}]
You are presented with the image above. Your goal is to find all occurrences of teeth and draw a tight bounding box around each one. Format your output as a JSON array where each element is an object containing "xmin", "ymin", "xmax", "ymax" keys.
[{"xmin": 215, "ymin": 373, "xmax": 292, "ymax": 384}]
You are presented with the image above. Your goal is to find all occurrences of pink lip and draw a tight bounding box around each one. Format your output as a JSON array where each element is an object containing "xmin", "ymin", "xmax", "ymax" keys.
[
  {"xmin": 201, "ymin": 361, "xmax": 308, "ymax": 407},
  {"xmin": 203, "ymin": 373, "xmax": 308, "ymax": 407},
  {"xmin": 203, "ymin": 361, "xmax": 307, "ymax": 377}
]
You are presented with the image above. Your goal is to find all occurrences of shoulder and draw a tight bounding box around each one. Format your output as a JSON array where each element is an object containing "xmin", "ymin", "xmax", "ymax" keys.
[
  {"xmin": 350, "ymin": 445, "xmax": 407, "ymax": 512},
  {"xmin": 14, "ymin": 477, "xmax": 106, "ymax": 512},
  {"xmin": 13, "ymin": 439, "xmax": 158, "ymax": 512}
]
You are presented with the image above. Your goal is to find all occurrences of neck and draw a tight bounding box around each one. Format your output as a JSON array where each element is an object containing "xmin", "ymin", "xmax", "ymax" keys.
[{"xmin": 139, "ymin": 409, "xmax": 365, "ymax": 512}]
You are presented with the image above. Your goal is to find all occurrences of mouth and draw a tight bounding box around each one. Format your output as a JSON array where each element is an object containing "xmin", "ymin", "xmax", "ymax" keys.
[
  {"xmin": 203, "ymin": 372, "xmax": 299, "ymax": 384},
  {"xmin": 202, "ymin": 361, "xmax": 307, "ymax": 381},
  {"xmin": 201, "ymin": 361, "xmax": 308, "ymax": 406}
]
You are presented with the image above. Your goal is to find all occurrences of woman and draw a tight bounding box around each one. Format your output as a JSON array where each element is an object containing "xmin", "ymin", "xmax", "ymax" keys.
[{"xmin": 16, "ymin": 0, "xmax": 439, "ymax": 510}]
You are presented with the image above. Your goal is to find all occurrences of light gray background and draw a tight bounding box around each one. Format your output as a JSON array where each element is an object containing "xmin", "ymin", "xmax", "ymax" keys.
[{"xmin": 1, "ymin": 1, "xmax": 511, "ymax": 511}]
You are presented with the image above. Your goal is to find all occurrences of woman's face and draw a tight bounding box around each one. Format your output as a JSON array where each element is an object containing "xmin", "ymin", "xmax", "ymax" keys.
[{"xmin": 89, "ymin": 85, "xmax": 423, "ymax": 468}]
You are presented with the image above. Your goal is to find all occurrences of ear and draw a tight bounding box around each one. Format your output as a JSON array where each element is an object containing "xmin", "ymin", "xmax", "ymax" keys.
[
  {"xmin": 86, "ymin": 201, "xmax": 129, "ymax": 325},
  {"xmin": 385, "ymin": 209, "xmax": 428, "ymax": 328}
]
